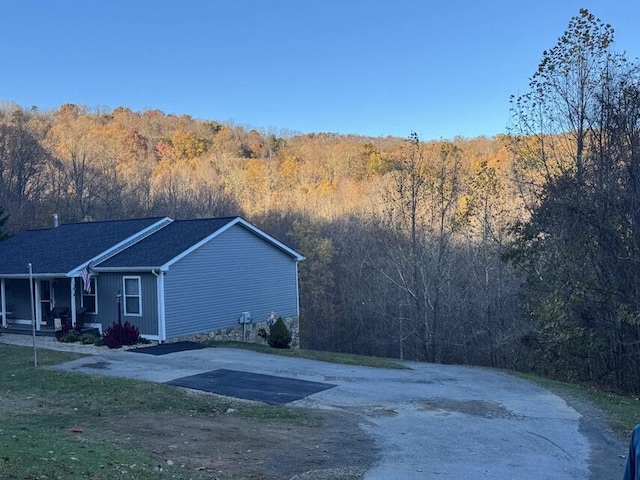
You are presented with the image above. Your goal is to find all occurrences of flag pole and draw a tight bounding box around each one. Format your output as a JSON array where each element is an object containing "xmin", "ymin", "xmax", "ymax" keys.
[{"xmin": 28, "ymin": 262, "xmax": 37, "ymax": 368}]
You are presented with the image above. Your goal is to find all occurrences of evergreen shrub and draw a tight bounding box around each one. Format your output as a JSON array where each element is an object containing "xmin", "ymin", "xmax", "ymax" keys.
[{"xmin": 267, "ymin": 317, "xmax": 292, "ymax": 349}]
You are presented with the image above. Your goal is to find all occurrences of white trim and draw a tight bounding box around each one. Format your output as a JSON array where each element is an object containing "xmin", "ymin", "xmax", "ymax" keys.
[
  {"xmin": 123, "ymin": 275, "xmax": 142, "ymax": 317},
  {"xmin": 92, "ymin": 266, "xmax": 164, "ymax": 273},
  {"xmin": 12, "ymin": 319, "xmax": 33, "ymax": 325},
  {"xmin": 70, "ymin": 277, "xmax": 77, "ymax": 327},
  {"xmin": 1, "ymin": 278, "xmax": 6, "ymax": 328},
  {"xmin": 141, "ymin": 334, "xmax": 160, "ymax": 341},
  {"xmin": 0, "ymin": 273, "xmax": 64, "ymax": 279},
  {"xmin": 295, "ymin": 260, "xmax": 301, "ymax": 316},
  {"xmin": 155, "ymin": 270, "xmax": 166, "ymax": 341},
  {"xmin": 34, "ymin": 280, "xmax": 41, "ymax": 330},
  {"xmin": 81, "ymin": 277, "xmax": 98, "ymax": 315},
  {"xmin": 235, "ymin": 218, "xmax": 306, "ymax": 261},
  {"xmin": 67, "ymin": 217, "xmax": 172, "ymax": 277},
  {"xmin": 160, "ymin": 217, "xmax": 305, "ymax": 270},
  {"xmin": 159, "ymin": 217, "xmax": 238, "ymax": 269}
]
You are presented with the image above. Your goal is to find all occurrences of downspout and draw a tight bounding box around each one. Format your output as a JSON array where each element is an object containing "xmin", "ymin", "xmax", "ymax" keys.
[{"xmin": 153, "ymin": 269, "xmax": 166, "ymax": 342}]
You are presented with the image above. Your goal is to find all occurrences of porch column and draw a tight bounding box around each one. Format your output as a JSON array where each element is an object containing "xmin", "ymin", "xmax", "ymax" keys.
[
  {"xmin": 1, "ymin": 278, "xmax": 6, "ymax": 328},
  {"xmin": 157, "ymin": 271, "xmax": 166, "ymax": 342},
  {"xmin": 34, "ymin": 280, "xmax": 41, "ymax": 331},
  {"xmin": 70, "ymin": 277, "xmax": 77, "ymax": 328}
]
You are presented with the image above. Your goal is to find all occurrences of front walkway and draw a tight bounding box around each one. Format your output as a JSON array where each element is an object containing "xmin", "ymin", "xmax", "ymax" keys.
[{"xmin": 0, "ymin": 332, "xmax": 134, "ymax": 354}]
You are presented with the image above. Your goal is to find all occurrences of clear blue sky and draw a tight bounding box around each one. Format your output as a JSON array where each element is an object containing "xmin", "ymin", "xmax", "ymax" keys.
[{"xmin": 1, "ymin": 1, "xmax": 639, "ymax": 140}]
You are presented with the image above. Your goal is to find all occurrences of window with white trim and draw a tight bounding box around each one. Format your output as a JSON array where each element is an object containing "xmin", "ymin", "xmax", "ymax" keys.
[
  {"xmin": 81, "ymin": 277, "xmax": 98, "ymax": 314},
  {"xmin": 123, "ymin": 276, "xmax": 142, "ymax": 316}
]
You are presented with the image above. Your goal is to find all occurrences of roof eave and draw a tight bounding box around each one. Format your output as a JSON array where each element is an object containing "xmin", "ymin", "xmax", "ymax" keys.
[
  {"xmin": 0, "ymin": 272, "xmax": 68, "ymax": 279},
  {"xmin": 91, "ymin": 266, "xmax": 166, "ymax": 273}
]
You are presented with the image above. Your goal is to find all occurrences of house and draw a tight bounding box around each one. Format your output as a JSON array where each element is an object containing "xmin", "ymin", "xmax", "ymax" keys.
[{"xmin": 0, "ymin": 216, "xmax": 304, "ymax": 341}]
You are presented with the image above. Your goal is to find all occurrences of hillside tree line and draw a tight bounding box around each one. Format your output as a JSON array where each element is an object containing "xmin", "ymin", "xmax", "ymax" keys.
[{"xmin": 1, "ymin": 9, "xmax": 639, "ymax": 393}]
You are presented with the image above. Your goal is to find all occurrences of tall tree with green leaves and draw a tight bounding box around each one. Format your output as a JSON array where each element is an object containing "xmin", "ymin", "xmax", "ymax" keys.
[{"xmin": 509, "ymin": 9, "xmax": 640, "ymax": 392}]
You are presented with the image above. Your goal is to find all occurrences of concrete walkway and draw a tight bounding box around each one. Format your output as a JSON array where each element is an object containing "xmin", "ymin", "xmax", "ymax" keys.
[
  {"xmin": 0, "ymin": 331, "xmax": 110, "ymax": 354},
  {"xmin": 0, "ymin": 333, "xmax": 628, "ymax": 479}
]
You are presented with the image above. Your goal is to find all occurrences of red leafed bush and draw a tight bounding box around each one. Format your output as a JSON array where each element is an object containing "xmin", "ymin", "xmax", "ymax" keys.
[{"xmin": 103, "ymin": 321, "xmax": 140, "ymax": 349}]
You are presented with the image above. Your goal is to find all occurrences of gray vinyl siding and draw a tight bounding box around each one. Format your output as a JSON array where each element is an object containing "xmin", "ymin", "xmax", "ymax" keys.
[
  {"xmin": 163, "ymin": 224, "xmax": 299, "ymax": 339},
  {"xmin": 4, "ymin": 279, "xmax": 32, "ymax": 320},
  {"xmin": 95, "ymin": 272, "xmax": 158, "ymax": 336},
  {"xmin": 53, "ymin": 279, "xmax": 71, "ymax": 310}
]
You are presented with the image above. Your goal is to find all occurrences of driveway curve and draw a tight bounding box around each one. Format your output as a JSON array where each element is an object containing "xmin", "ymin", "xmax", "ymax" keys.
[{"xmin": 8, "ymin": 337, "xmax": 625, "ymax": 479}]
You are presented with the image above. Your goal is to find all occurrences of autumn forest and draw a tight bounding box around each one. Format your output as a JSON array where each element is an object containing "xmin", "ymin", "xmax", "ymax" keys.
[{"xmin": 2, "ymin": 9, "xmax": 640, "ymax": 394}]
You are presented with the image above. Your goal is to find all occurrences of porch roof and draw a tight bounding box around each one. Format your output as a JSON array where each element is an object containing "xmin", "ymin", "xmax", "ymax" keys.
[{"xmin": 0, "ymin": 217, "xmax": 166, "ymax": 276}]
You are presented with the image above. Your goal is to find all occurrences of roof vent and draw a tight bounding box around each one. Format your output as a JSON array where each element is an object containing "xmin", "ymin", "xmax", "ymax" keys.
[{"xmin": 53, "ymin": 214, "xmax": 59, "ymax": 228}]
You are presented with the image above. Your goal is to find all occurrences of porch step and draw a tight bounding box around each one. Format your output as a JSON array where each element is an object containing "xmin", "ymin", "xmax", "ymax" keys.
[{"xmin": 1, "ymin": 325, "xmax": 56, "ymax": 337}]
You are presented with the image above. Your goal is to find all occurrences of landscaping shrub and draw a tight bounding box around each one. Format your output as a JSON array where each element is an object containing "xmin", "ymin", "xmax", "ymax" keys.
[
  {"xmin": 57, "ymin": 329, "xmax": 81, "ymax": 343},
  {"xmin": 103, "ymin": 321, "xmax": 140, "ymax": 349},
  {"xmin": 267, "ymin": 317, "xmax": 292, "ymax": 349},
  {"xmin": 80, "ymin": 333, "xmax": 100, "ymax": 344}
]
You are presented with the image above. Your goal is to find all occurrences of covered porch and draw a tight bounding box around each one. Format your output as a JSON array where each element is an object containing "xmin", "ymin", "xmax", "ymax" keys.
[{"xmin": 0, "ymin": 275, "xmax": 95, "ymax": 334}]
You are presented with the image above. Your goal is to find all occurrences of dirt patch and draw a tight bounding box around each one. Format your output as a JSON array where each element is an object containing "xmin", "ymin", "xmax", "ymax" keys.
[
  {"xmin": 97, "ymin": 409, "xmax": 374, "ymax": 480},
  {"xmin": 419, "ymin": 398, "xmax": 523, "ymax": 419}
]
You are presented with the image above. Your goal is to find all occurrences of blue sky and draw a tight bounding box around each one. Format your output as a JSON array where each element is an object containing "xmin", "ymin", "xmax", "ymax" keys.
[{"xmin": 1, "ymin": 1, "xmax": 639, "ymax": 140}]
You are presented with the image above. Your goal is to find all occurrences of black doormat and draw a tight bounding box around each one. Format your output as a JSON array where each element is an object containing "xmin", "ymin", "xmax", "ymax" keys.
[
  {"xmin": 131, "ymin": 341, "xmax": 208, "ymax": 355},
  {"xmin": 166, "ymin": 368, "xmax": 336, "ymax": 405}
]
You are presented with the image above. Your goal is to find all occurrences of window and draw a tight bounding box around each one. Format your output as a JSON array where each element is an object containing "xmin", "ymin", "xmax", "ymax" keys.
[
  {"xmin": 123, "ymin": 276, "xmax": 141, "ymax": 316},
  {"xmin": 81, "ymin": 277, "xmax": 97, "ymax": 314}
]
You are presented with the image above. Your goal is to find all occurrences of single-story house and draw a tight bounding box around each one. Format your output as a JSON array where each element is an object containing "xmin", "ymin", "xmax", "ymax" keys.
[{"xmin": 0, "ymin": 216, "xmax": 304, "ymax": 341}]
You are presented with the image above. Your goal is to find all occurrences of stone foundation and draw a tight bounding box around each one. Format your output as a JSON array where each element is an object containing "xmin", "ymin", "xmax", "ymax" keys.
[{"xmin": 175, "ymin": 316, "xmax": 299, "ymax": 349}]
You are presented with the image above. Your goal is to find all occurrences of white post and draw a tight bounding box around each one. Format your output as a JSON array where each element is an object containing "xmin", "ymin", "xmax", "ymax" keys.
[
  {"xmin": 70, "ymin": 277, "xmax": 77, "ymax": 328},
  {"xmin": 28, "ymin": 263, "xmax": 37, "ymax": 368},
  {"xmin": 34, "ymin": 279, "xmax": 41, "ymax": 331},
  {"xmin": 157, "ymin": 271, "xmax": 166, "ymax": 342},
  {"xmin": 1, "ymin": 278, "xmax": 6, "ymax": 328}
]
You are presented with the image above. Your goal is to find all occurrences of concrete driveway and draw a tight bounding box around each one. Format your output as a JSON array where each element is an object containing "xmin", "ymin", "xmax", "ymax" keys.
[{"xmin": 39, "ymin": 343, "xmax": 627, "ymax": 479}]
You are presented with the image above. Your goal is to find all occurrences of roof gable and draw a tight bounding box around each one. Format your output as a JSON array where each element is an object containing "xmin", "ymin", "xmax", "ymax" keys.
[
  {"xmin": 95, "ymin": 217, "xmax": 237, "ymax": 269},
  {"xmin": 95, "ymin": 217, "xmax": 304, "ymax": 270}
]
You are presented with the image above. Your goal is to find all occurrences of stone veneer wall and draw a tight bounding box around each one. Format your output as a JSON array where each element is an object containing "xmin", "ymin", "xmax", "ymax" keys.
[{"xmin": 174, "ymin": 316, "xmax": 299, "ymax": 349}]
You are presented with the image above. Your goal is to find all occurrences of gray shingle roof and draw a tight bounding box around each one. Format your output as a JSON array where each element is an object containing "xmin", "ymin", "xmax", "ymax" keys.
[
  {"xmin": 0, "ymin": 216, "xmax": 302, "ymax": 277},
  {"xmin": 96, "ymin": 217, "xmax": 237, "ymax": 268},
  {"xmin": 0, "ymin": 217, "xmax": 166, "ymax": 275}
]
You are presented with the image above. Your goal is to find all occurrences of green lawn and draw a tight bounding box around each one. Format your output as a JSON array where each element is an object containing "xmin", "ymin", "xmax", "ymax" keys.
[
  {"xmin": 206, "ymin": 340, "xmax": 408, "ymax": 369},
  {"xmin": 2, "ymin": 341, "xmax": 637, "ymax": 479},
  {"xmin": 0, "ymin": 345, "xmax": 315, "ymax": 480}
]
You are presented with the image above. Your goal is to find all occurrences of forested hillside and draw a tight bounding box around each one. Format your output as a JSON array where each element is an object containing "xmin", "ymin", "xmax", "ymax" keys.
[{"xmin": 2, "ymin": 9, "xmax": 640, "ymax": 394}]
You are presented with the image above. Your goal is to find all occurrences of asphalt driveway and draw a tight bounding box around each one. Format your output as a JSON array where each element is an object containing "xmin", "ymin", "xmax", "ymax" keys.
[{"xmin": 47, "ymin": 344, "xmax": 627, "ymax": 479}]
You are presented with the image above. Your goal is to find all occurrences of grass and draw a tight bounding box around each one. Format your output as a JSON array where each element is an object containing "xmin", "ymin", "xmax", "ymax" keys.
[
  {"xmin": 515, "ymin": 372, "xmax": 640, "ymax": 437},
  {"xmin": 205, "ymin": 340, "xmax": 409, "ymax": 369},
  {"xmin": 0, "ymin": 345, "xmax": 317, "ymax": 480},
  {"xmin": 4, "ymin": 340, "xmax": 636, "ymax": 478}
]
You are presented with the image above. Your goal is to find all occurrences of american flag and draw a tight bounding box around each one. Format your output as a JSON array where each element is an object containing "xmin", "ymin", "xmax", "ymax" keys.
[{"xmin": 81, "ymin": 267, "xmax": 91, "ymax": 293}]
